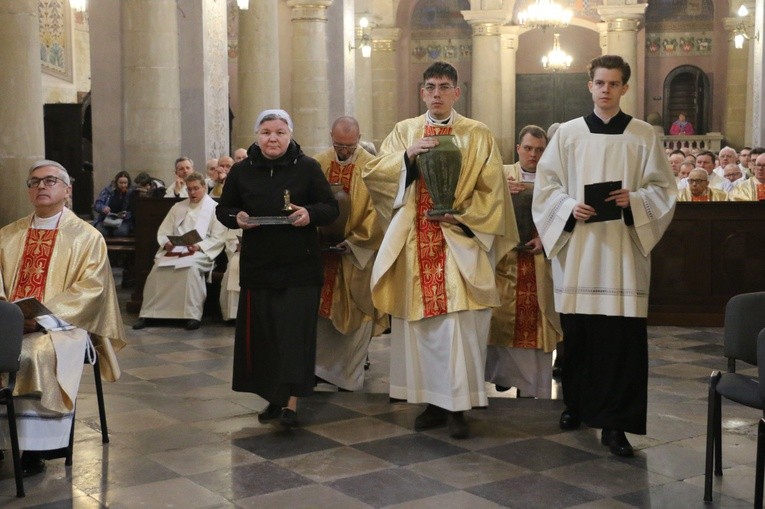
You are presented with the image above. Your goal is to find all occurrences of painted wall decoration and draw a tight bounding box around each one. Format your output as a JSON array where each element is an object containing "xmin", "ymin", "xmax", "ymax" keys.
[
  {"xmin": 646, "ymin": 32, "xmax": 712, "ymax": 57},
  {"xmin": 411, "ymin": 39, "xmax": 472, "ymax": 62},
  {"xmin": 39, "ymin": 0, "xmax": 73, "ymax": 82}
]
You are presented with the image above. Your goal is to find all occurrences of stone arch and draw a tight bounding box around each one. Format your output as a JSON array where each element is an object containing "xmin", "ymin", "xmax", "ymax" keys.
[{"xmin": 663, "ymin": 65, "xmax": 710, "ymax": 135}]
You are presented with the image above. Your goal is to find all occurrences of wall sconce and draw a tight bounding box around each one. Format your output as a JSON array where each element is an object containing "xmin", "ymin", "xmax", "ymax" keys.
[
  {"xmin": 733, "ymin": 4, "xmax": 759, "ymax": 49},
  {"xmin": 236, "ymin": 0, "xmax": 249, "ymax": 9},
  {"xmin": 70, "ymin": 0, "xmax": 87, "ymax": 12},
  {"xmin": 349, "ymin": 17, "xmax": 372, "ymax": 58}
]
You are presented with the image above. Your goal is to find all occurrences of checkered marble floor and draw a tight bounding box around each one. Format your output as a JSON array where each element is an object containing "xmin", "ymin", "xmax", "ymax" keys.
[{"xmin": 0, "ymin": 287, "xmax": 759, "ymax": 507}]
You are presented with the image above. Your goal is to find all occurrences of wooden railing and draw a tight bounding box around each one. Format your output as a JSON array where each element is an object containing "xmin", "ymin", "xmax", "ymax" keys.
[{"xmin": 661, "ymin": 132, "xmax": 724, "ymax": 152}]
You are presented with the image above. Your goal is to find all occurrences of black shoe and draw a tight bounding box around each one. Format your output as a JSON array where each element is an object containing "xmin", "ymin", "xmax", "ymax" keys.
[
  {"xmin": 258, "ymin": 403, "xmax": 281, "ymax": 423},
  {"xmin": 280, "ymin": 408, "xmax": 298, "ymax": 428},
  {"xmin": 185, "ymin": 319, "xmax": 201, "ymax": 330},
  {"xmin": 21, "ymin": 451, "xmax": 45, "ymax": 477},
  {"xmin": 448, "ymin": 412, "xmax": 469, "ymax": 439},
  {"xmin": 552, "ymin": 365, "xmax": 562, "ymax": 379},
  {"xmin": 559, "ymin": 409, "xmax": 581, "ymax": 430},
  {"xmin": 414, "ymin": 404, "xmax": 448, "ymax": 431},
  {"xmin": 132, "ymin": 318, "xmax": 148, "ymax": 330},
  {"xmin": 601, "ymin": 429, "xmax": 634, "ymax": 457},
  {"xmin": 494, "ymin": 384, "xmax": 511, "ymax": 392}
]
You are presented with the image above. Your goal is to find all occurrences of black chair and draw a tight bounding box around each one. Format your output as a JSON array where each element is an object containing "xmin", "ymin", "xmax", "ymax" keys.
[
  {"xmin": 0, "ymin": 301, "xmax": 26, "ymax": 497},
  {"xmin": 704, "ymin": 292, "xmax": 765, "ymax": 506}
]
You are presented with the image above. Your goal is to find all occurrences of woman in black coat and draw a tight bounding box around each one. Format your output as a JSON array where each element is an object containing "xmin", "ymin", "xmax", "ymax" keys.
[{"xmin": 216, "ymin": 109, "xmax": 339, "ymax": 428}]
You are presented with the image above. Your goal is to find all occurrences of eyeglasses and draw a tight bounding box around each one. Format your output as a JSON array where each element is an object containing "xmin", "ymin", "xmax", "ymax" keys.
[
  {"xmin": 332, "ymin": 143, "xmax": 358, "ymax": 151},
  {"xmin": 687, "ymin": 179, "xmax": 708, "ymax": 185},
  {"xmin": 423, "ymin": 83, "xmax": 455, "ymax": 93},
  {"xmin": 754, "ymin": 164, "xmax": 765, "ymax": 169},
  {"xmin": 26, "ymin": 176, "xmax": 67, "ymax": 188}
]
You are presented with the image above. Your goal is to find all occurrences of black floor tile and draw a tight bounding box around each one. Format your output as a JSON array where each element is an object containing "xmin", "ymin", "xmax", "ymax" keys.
[
  {"xmin": 353, "ymin": 433, "xmax": 468, "ymax": 466},
  {"xmin": 467, "ymin": 472, "xmax": 602, "ymax": 509},
  {"xmin": 327, "ymin": 467, "xmax": 456, "ymax": 508},
  {"xmin": 480, "ymin": 438, "xmax": 599, "ymax": 472},
  {"xmin": 188, "ymin": 461, "xmax": 313, "ymax": 499},
  {"xmin": 232, "ymin": 428, "xmax": 344, "ymax": 460}
]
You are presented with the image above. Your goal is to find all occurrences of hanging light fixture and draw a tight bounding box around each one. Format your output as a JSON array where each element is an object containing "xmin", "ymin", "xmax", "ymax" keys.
[
  {"xmin": 70, "ymin": 0, "xmax": 87, "ymax": 12},
  {"xmin": 732, "ymin": 4, "xmax": 759, "ymax": 49},
  {"xmin": 542, "ymin": 33, "xmax": 572, "ymax": 71},
  {"xmin": 518, "ymin": 0, "xmax": 573, "ymax": 32},
  {"xmin": 348, "ymin": 17, "xmax": 373, "ymax": 59},
  {"xmin": 236, "ymin": 0, "xmax": 249, "ymax": 9}
]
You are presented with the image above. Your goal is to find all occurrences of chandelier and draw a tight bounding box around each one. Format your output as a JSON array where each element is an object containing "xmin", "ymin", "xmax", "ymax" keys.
[
  {"xmin": 518, "ymin": 0, "xmax": 572, "ymax": 31},
  {"xmin": 542, "ymin": 33, "xmax": 572, "ymax": 72}
]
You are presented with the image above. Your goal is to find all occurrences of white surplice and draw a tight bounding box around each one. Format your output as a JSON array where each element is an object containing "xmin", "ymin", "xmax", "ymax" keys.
[{"xmin": 219, "ymin": 229, "xmax": 241, "ymax": 321}]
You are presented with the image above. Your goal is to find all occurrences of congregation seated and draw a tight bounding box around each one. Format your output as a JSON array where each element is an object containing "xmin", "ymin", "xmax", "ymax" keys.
[
  {"xmin": 94, "ymin": 170, "xmax": 134, "ymax": 237},
  {"xmin": 722, "ymin": 163, "xmax": 745, "ymax": 186},
  {"xmin": 133, "ymin": 171, "xmax": 167, "ymax": 198},
  {"xmin": 729, "ymin": 151, "xmax": 765, "ymax": 201},
  {"xmin": 677, "ymin": 169, "xmax": 727, "ymax": 202},
  {"xmin": 133, "ymin": 172, "xmax": 227, "ymax": 330},
  {"xmin": 677, "ymin": 161, "xmax": 694, "ymax": 182},
  {"xmin": 677, "ymin": 150, "xmax": 732, "ymax": 192},
  {"xmin": 165, "ymin": 156, "xmax": 194, "ymax": 198},
  {"xmin": 204, "ymin": 158, "xmax": 218, "ymax": 189},
  {"xmin": 210, "ymin": 156, "xmax": 233, "ymax": 198},
  {"xmin": 233, "ymin": 147, "xmax": 248, "ymax": 163},
  {"xmin": 219, "ymin": 228, "xmax": 241, "ymax": 322},
  {"xmin": 0, "ymin": 160, "xmax": 125, "ymax": 475}
]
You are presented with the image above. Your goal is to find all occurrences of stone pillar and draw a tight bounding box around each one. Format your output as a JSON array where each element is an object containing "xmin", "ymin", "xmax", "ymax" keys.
[
  {"xmin": 235, "ymin": 0, "xmax": 281, "ymax": 150},
  {"xmin": 178, "ymin": 0, "xmax": 229, "ymax": 162},
  {"xmin": 462, "ymin": 10, "xmax": 510, "ymax": 148},
  {"xmin": 286, "ymin": 0, "xmax": 333, "ymax": 155},
  {"xmin": 597, "ymin": 4, "xmax": 646, "ymax": 117},
  {"xmin": 751, "ymin": 0, "xmax": 765, "ymax": 146},
  {"xmin": 122, "ymin": 0, "xmax": 182, "ymax": 184},
  {"xmin": 0, "ymin": 0, "xmax": 44, "ymax": 224},
  {"xmin": 500, "ymin": 26, "xmax": 520, "ymax": 163},
  {"xmin": 723, "ymin": 13, "xmax": 752, "ymax": 147},
  {"xmin": 354, "ymin": 17, "xmax": 374, "ymax": 141},
  {"xmin": 370, "ymin": 27, "xmax": 401, "ymax": 147}
]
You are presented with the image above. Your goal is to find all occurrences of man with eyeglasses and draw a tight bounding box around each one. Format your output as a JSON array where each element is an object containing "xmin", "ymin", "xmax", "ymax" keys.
[
  {"xmin": 0, "ymin": 160, "xmax": 126, "ymax": 475},
  {"xmin": 533, "ymin": 55, "xmax": 676, "ymax": 457},
  {"xmin": 312, "ymin": 116, "xmax": 385, "ymax": 391},
  {"xmin": 678, "ymin": 150, "xmax": 732, "ymax": 193},
  {"xmin": 363, "ymin": 61, "xmax": 516, "ymax": 439},
  {"xmin": 678, "ymin": 168, "xmax": 728, "ymax": 201},
  {"xmin": 486, "ymin": 125, "xmax": 562, "ymax": 398},
  {"xmin": 729, "ymin": 150, "xmax": 765, "ymax": 201}
]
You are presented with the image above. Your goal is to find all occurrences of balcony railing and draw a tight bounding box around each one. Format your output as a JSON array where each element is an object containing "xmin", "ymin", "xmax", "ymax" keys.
[{"xmin": 661, "ymin": 133, "xmax": 724, "ymax": 152}]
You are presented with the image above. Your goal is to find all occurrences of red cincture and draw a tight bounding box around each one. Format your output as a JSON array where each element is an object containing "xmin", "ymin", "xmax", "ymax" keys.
[{"xmin": 10, "ymin": 228, "xmax": 59, "ymax": 302}]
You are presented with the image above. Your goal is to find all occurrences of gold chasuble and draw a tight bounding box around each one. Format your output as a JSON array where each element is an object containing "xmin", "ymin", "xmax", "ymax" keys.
[
  {"xmin": 363, "ymin": 113, "xmax": 517, "ymax": 321},
  {"xmin": 728, "ymin": 177, "xmax": 765, "ymax": 201},
  {"xmin": 488, "ymin": 163, "xmax": 562, "ymax": 353},
  {"xmin": 677, "ymin": 187, "xmax": 728, "ymax": 202},
  {"xmin": 313, "ymin": 147, "xmax": 385, "ymax": 334},
  {"xmin": 0, "ymin": 209, "xmax": 126, "ymax": 385}
]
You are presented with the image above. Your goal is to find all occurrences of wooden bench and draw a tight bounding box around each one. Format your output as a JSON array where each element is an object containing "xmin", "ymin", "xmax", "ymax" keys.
[{"xmin": 104, "ymin": 236, "xmax": 136, "ymax": 288}]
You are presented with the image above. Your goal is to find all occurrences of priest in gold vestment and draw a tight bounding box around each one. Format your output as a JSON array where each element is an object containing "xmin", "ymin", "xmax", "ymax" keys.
[
  {"xmin": 0, "ymin": 160, "xmax": 125, "ymax": 474},
  {"xmin": 313, "ymin": 117, "xmax": 385, "ymax": 391},
  {"xmin": 728, "ymin": 153, "xmax": 765, "ymax": 201},
  {"xmin": 486, "ymin": 126, "xmax": 562, "ymax": 398},
  {"xmin": 363, "ymin": 62, "xmax": 516, "ymax": 439},
  {"xmin": 676, "ymin": 169, "xmax": 728, "ymax": 202}
]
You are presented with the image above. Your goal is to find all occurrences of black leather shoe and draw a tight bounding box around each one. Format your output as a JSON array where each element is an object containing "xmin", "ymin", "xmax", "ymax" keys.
[
  {"xmin": 132, "ymin": 318, "xmax": 148, "ymax": 330},
  {"xmin": 448, "ymin": 412, "xmax": 469, "ymax": 439},
  {"xmin": 601, "ymin": 428, "xmax": 634, "ymax": 457},
  {"xmin": 552, "ymin": 365, "xmax": 562, "ymax": 379},
  {"xmin": 559, "ymin": 409, "xmax": 581, "ymax": 430},
  {"xmin": 494, "ymin": 384, "xmax": 511, "ymax": 392},
  {"xmin": 185, "ymin": 319, "xmax": 201, "ymax": 330},
  {"xmin": 414, "ymin": 404, "xmax": 448, "ymax": 431},
  {"xmin": 21, "ymin": 451, "xmax": 45, "ymax": 477},
  {"xmin": 258, "ymin": 403, "xmax": 281, "ymax": 423},
  {"xmin": 280, "ymin": 408, "xmax": 298, "ymax": 428}
]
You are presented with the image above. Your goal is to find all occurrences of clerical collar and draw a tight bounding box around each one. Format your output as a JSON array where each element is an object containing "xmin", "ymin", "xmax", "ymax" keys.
[
  {"xmin": 32, "ymin": 208, "xmax": 64, "ymax": 230},
  {"xmin": 584, "ymin": 110, "xmax": 632, "ymax": 135},
  {"xmin": 426, "ymin": 111, "xmax": 453, "ymax": 126}
]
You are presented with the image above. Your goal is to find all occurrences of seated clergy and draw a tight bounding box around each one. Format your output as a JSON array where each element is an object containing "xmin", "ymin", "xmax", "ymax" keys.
[
  {"xmin": 134, "ymin": 172, "xmax": 227, "ymax": 330},
  {"xmin": 722, "ymin": 163, "xmax": 745, "ymax": 186},
  {"xmin": 677, "ymin": 169, "xmax": 727, "ymax": 202},
  {"xmin": 729, "ymin": 152, "xmax": 765, "ymax": 201},
  {"xmin": 0, "ymin": 160, "xmax": 125, "ymax": 475},
  {"xmin": 219, "ymin": 228, "xmax": 242, "ymax": 322}
]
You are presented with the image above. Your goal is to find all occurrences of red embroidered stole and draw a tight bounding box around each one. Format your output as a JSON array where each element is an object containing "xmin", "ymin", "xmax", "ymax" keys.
[
  {"xmin": 757, "ymin": 183, "xmax": 765, "ymax": 201},
  {"xmin": 10, "ymin": 228, "xmax": 59, "ymax": 302},
  {"xmin": 512, "ymin": 251, "xmax": 540, "ymax": 348},
  {"xmin": 417, "ymin": 124, "xmax": 452, "ymax": 317},
  {"xmin": 691, "ymin": 194, "xmax": 709, "ymax": 202},
  {"xmin": 319, "ymin": 160, "xmax": 354, "ymax": 318}
]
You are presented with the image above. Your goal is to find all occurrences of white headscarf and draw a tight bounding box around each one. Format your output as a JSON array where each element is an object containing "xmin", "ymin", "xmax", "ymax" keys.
[{"xmin": 255, "ymin": 109, "xmax": 294, "ymax": 132}]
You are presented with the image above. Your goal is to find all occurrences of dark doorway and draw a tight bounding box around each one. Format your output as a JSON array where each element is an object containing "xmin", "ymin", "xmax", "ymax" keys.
[
  {"xmin": 515, "ymin": 73, "xmax": 592, "ymax": 159},
  {"xmin": 663, "ymin": 66, "xmax": 710, "ymax": 135}
]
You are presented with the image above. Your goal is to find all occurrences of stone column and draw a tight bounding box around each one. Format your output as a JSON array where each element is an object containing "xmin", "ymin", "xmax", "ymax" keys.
[
  {"xmin": 462, "ymin": 10, "xmax": 510, "ymax": 147},
  {"xmin": 500, "ymin": 26, "xmax": 520, "ymax": 163},
  {"xmin": 723, "ymin": 14, "xmax": 752, "ymax": 147},
  {"xmin": 751, "ymin": 0, "xmax": 764, "ymax": 145},
  {"xmin": 354, "ymin": 18, "xmax": 374, "ymax": 141},
  {"xmin": 286, "ymin": 0, "xmax": 333, "ymax": 155},
  {"xmin": 370, "ymin": 27, "xmax": 400, "ymax": 147},
  {"xmin": 235, "ymin": 1, "xmax": 280, "ymax": 150},
  {"xmin": 177, "ymin": 0, "xmax": 229, "ymax": 162},
  {"xmin": 0, "ymin": 0, "xmax": 44, "ymax": 224},
  {"xmin": 597, "ymin": 4, "xmax": 646, "ymax": 117},
  {"xmin": 122, "ymin": 0, "xmax": 182, "ymax": 183}
]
